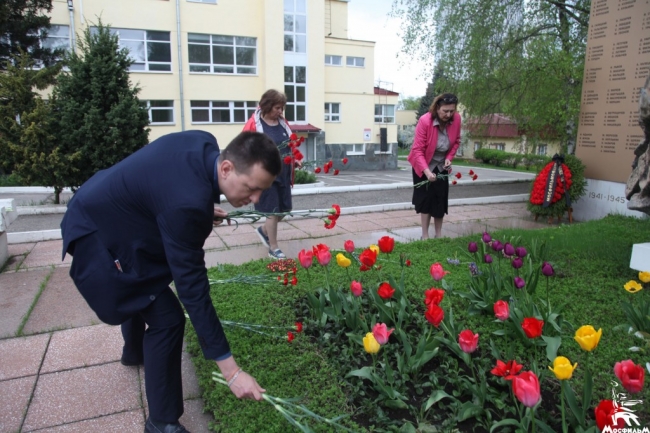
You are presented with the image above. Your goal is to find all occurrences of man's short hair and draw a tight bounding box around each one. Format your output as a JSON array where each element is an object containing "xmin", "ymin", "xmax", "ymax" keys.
[{"xmin": 220, "ymin": 131, "xmax": 281, "ymax": 176}]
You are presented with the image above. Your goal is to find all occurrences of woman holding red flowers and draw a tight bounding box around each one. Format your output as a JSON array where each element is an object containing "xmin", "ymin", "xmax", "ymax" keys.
[
  {"xmin": 407, "ymin": 93, "xmax": 461, "ymax": 239},
  {"xmin": 243, "ymin": 89, "xmax": 295, "ymax": 259}
]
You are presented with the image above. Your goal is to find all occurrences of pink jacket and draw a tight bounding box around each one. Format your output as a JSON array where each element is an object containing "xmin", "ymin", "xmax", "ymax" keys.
[{"xmin": 407, "ymin": 112, "xmax": 462, "ymax": 177}]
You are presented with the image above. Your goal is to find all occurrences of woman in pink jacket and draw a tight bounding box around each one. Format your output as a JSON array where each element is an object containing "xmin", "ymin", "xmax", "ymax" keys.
[{"xmin": 407, "ymin": 93, "xmax": 461, "ymax": 239}]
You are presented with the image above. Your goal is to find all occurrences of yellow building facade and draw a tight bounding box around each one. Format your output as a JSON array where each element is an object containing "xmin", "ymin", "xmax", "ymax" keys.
[{"xmin": 47, "ymin": 0, "xmax": 398, "ymax": 169}]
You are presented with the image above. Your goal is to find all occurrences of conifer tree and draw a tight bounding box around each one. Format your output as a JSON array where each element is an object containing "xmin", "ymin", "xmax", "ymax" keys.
[{"xmin": 52, "ymin": 20, "xmax": 150, "ymax": 189}]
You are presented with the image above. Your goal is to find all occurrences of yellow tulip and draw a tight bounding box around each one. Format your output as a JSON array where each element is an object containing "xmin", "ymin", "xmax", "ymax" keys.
[
  {"xmin": 369, "ymin": 244, "xmax": 379, "ymax": 255},
  {"xmin": 336, "ymin": 253, "xmax": 351, "ymax": 268},
  {"xmin": 574, "ymin": 325, "xmax": 602, "ymax": 351},
  {"xmin": 548, "ymin": 356, "xmax": 578, "ymax": 380},
  {"xmin": 624, "ymin": 280, "xmax": 643, "ymax": 293},
  {"xmin": 363, "ymin": 332, "xmax": 380, "ymax": 354},
  {"xmin": 638, "ymin": 272, "xmax": 650, "ymax": 284}
]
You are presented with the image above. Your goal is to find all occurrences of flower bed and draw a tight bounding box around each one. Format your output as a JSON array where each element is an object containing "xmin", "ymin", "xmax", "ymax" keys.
[{"xmin": 186, "ymin": 215, "xmax": 650, "ymax": 432}]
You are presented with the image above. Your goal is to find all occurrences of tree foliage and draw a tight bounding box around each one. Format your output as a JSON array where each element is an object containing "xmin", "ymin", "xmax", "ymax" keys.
[
  {"xmin": 0, "ymin": 0, "xmax": 61, "ymax": 68},
  {"xmin": 52, "ymin": 20, "xmax": 150, "ymax": 189},
  {"xmin": 393, "ymin": 0, "xmax": 590, "ymax": 150},
  {"xmin": 399, "ymin": 96, "xmax": 421, "ymax": 111}
]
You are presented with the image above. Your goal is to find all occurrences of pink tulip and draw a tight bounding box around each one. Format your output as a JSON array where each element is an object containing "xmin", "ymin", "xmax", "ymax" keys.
[
  {"xmin": 468, "ymin": 242, "xmax": 478, "ymax": 253},
  {"xmin": 458, "ymin": 329, "xmax": 479, "ymax": 353},
  {"xmin": 512, "ymin": 257, "xmax": 523, "ymax": 269},
  {"xmin": 504, "ymin": 243, "xmax": 515, "ymax": 256},
  {"xmin": 512, "ymin": 371, "xmax": 541, "ymax": 407},
  {"xmin": 372, "ymin": 323, "xmax": 394, "ymax": 345},
  {"xmin": 542, "ymin": 262, "xmax": 554, "ymax": 277},
  {"xmin": 297, "ymin": 249, "xmax": 313, "ymax": 269},
  {"xmin": 514, "ymin": 276, "xmax": 525, "ymax": 289},
  {"xmin": 315, "ymin": 249, "xmax": 331, "ymax": 266},
  {"xmin": 429, "ymin": 262, "xmax": 450, "ymax": 281},
  {"xmin": 614, "ymin": 360, "xmax": 645, "ymax": 393},
  {"xmin": 494, "ymin": 300, "xmax": 509, "ymax": 321},
  {"xmin": 482, "ymin": 232, "xmax": 491, "ymax": 243},
  {"xmin": 344, "ymin": 240, "xmax": 355, "ymax": 253},
  {"xmin": 350, "ymin": 280, "xmax": 363, "ymax": 297}
]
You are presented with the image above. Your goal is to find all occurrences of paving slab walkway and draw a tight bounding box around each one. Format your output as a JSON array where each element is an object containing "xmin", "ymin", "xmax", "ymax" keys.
[{"xmin": 0, "ymin": 202, "xmax": 552, "ymax": 433}]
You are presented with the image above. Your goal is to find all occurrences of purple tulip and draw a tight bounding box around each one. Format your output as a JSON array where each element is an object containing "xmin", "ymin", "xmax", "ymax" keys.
[
  {"xmin": 482, "ymin": 232, "xmax": 492, "ymax": 243},
  {"xmin": 515, "ymin": 247, "xmax": 527, "ymax": 258},
  {"xmin": 542, "ymin": 262, "xmax": 555, "ymax": 277},
  {"xmin": 504, "ymin": 243, "xmax": 515, "ymax": 257},
  {"xmin": 511, "ymin": 257, "xmax": 523, "ymax": 269},
  {"xmin": 468, "ymin": 242, "xmax": 478, "ymax": 253},
  {"xmin": 484, "ymin": 254, "xmax": 493, "ymax": 264},
  {"xmin": 514, "ymin": 276, "xmax": 526, "ymax": 289},
  {"xmin": 492, "ymin": 241, "xmax": 503, "ymax": 252}
]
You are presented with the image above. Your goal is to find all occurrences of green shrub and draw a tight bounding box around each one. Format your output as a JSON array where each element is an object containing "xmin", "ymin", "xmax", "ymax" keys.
[
  {"xmin": 0, "ymin": 173, "xmax": 25, "ymax": 186},
  {"xmin": 293, "ymin": 169, "xmax": 317, "ymax": 184}
]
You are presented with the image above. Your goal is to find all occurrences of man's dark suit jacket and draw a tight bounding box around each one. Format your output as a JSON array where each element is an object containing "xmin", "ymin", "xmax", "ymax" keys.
[{"xmin": 61, "ymin": 130, "xmax": 230, "ymax": 360}]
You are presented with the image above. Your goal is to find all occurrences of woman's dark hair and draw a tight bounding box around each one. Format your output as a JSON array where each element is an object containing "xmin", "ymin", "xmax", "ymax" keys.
[
  {"xmin": 220, "ymin": 131, "xmax": 281, "ymax": 176},
  {"xmin": 259, "ymin": 89, "xmax": 287, "ymax": 117},
  {"xmin": 429, "ymin": 93, "xmax": 458, "ymax": 117}
]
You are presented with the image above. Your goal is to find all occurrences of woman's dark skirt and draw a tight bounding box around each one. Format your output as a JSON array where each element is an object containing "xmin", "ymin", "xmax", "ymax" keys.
[{"xmin": 412, "ymin": 167, "xmax": 449, "ymax": 218}]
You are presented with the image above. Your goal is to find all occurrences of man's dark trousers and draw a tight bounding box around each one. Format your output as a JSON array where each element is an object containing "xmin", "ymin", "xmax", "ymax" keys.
[{"xmin": 70, "ymin": 232, "xmax": 186, "ymax": 422}]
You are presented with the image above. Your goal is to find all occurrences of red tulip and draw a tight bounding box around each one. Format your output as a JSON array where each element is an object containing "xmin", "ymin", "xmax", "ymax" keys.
[
  {"xmin": 490, "ymin": 359, "xmax": 523, "ymax": 380},
  {"xmin": 377, "ymin": 282, "xmax": 395, "ymax": 299},
  {"xmin": 312, "ymin": 244, "xmax": 331, "ymax": 266},
  {"xmin": 290, "ymin": 276, "xmax": 297, "ymax": 285},
  {"xmin": 458, "ymin": 329, "xmax": 479, "ymax": 353},
  {"xmin": 521, "ymin": 317, "xmax": 544, "ymax": 339},
  {"xmin": 429, "ymin": 262, "xmax": 450, "ymax": 281},
  {"xmin": 377, "ymin": 236, "xmax": 395, "ymax": 253},
  {"xmin": 295, "ymin": 322, "xmax": 303, "ymax": 333},
  {"xmin": 297, "ymin": 249, "xmax": 313, "ymax": 269},
  {"xmin": 359, "ymin": 248, "xmax": 377, "ymax": 267},
  {"xmin": 512, "ymin": 371, "xmax": 541, "ymax": 407},
  {"xmin": 594, "ymin": 400, "xmax": 627, "ymax": 431},
  {"xmin": 287, "ymin": 331, "xmax": 295, "ymax": 342},
  {"xmin": 424, "ymin": 288, "xmax": 445, "ymax": 306},
  {"xmin": 493, "ymin": 300, "xmax": 510, "ymax": 321},
  {"xmin": 372, "ymin": 323, "xmax": 394, "ymax": 345},
  {"xmin": 425, "ymin": 304, "xmax": 444, "ymax": 327},
  {"xmin": 350, "ymin": 280, "xmax": 363, "ymax": 297},
  {"xmin": 614, "ymin": 360, "xmax": 646, "ymax": 393},
  {"xmin": 405, "ymin": 259, "xmax": 411, "ymax": 267},
  {"xmin": 344, "ymin": 239, "xmax": 355, "ymax": 253}
]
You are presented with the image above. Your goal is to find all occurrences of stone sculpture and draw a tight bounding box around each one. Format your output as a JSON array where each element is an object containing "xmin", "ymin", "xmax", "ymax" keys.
[{"xmin": 625, "ymin": 75, "xmax": 650, "ymax": 215}]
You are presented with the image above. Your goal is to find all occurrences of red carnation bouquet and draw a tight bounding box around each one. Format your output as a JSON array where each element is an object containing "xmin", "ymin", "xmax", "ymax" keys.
[{"xmin": 530, "ymin": 159, "xmax": 573, "ymax": 206}]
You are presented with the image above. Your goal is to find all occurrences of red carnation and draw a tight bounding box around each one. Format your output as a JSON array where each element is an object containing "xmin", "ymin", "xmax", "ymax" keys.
[
  {"xmin": 333, "ymin": 169, "xmax": 340, "ymax": 175},
  {"xmin": 455, "ymin": 172, "xmax": 462, "ymax": 179},
  {"xmin": 283, "ymin": 156, "xmax": 292, "ymax": 164},
  {"xmin": 315, "ymin": 167, "xmax": 321, "ymax": 173},
  {"xmin": 342, "ymin": 157, "xmax": 349, "ymax": 164}
]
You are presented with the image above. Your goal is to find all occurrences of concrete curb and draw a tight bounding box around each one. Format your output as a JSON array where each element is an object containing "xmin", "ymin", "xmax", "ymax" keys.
[{"xmin": 7, "ymin": 193, "xmax": 529, "ymax": 244}]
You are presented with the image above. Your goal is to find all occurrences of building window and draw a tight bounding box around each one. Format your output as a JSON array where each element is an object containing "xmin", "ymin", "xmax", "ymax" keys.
[
  {"xmin": 42, "ymin": 25, "xmax": 71, "ymax": 53},
  {"xmin": 188, "ymin": 33, "xmax": 257, "ymax": 74},
  {"xmin": 346, "ymin": 143, "xmax": 365, "ymax": 155},
  {"xmin": 109, "ymin": 28, "xmax": 172, "ymax": 72},
  {"xmin": 284, "ymin": 66, "xmax": 306, "ymax": 122},
  {"xmin": 346, "ymin": 56, "xmax": 365, "ymax": 67},
  {"xmin": 324, "ymin": 103, "xmax": 340, "ymax": 122},
  {"xmin": 474, "ymin": 142, "xmax": 481, "ymax": 151},
  {"xmin": 190, "ymin": 100, "xmax": 257, "ymax": 123},
  {"xmin": 537, "ymin": 144, "xmax": 547, "ymax": 155},
  {"xmin": 374, "ymin": 105, "xmax": 395, "ymax": 123},
  {"xmin": 284, "ymin": 0, "xmax": 306, "ymax": 53},
  {"xmin": 325, "ymin": 55, "xmax": 342, "ymax": 66},
  {"xmin": 187, "ymin": 0, "xmax": 217, "ymax": 3},
  {"xmin": 491, "ymin": 142, "xmax": 505, "ymax": 151},
  {"xmin": 145, "ymin": 100, "xmax": 174, "ymax": 124}
]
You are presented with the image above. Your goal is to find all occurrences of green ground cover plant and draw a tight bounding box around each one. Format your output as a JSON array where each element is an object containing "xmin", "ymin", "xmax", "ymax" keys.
[{"xmin": 186, "ymin": 215, "xmax": 650, "ymax": 432}]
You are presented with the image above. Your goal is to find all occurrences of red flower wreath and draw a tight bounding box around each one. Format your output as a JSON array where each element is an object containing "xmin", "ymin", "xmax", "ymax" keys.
[{"xmin": 530, "ymin": 162, "xmax": 573, "ymax": 205}]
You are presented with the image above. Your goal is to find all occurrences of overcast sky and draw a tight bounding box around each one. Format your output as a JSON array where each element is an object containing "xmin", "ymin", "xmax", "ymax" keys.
[{"xmin": 347, "ymin": 0, "xmax": 429, "ymax": 99}]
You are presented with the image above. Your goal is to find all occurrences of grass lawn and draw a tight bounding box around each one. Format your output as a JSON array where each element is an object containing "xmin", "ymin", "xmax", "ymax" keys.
[{"xmin": 186, "ymin": 215, "xmax": 650, "ymax": 432}]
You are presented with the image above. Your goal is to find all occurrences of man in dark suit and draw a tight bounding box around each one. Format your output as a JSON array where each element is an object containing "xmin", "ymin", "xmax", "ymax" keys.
[{"xmin": 61, "ymin": 130, "xmax": 281, "ymax": 433}]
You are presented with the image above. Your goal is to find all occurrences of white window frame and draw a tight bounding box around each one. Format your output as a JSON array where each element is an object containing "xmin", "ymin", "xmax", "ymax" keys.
[
  {"xmin": 145, "ymin": 100, "xmax": 175, "ymax": 125},
  {"xmin": 109, "ymin": 28, "xmax": 172, "ymax": 72},
  {"xmin": 537, "ymin": 144, "xmax": 548, "ymax": 155},
  {"xmin": 492, "ymin": 143, "xmax": 505, "ymax": 151},
  {"xmin": 346, "ymin": 143, "xmax": 365, "ymax": 156},
  {"xmin": 474, "ymin": 142, "xmax": 481, "ymax": 151},
  {"xmin": 284, "ymin": 65, "xmax": 307, "ymax": 123},
  {"xmin": 190, "ymin": 100, "xmax": 257, "ymax": 124},
  {"xmin": 374, "ymin": 104, "xmax": 395, "ymax": 123},
  {"xmin": 374, "ymin": 143, "xmax": 393, "ymax": 155},
  {"xmin": 325, "ymin": 55, "xmax": 342, "ymax": 66},
  {"xmin": 324, "ymin": 103, "xmax": 340, "ymax": 122},
  {"xmin": 188, "ymin": 33, "xmax": 257, "ymax": 75},
  {"xmin": 346, "ymin": 56, "xmax": 365, "ymax": 67},
  {"xmin": 42, "ymin": 24, "xmax": 71, "ymax": 53},
  {"xmin": 284, "ymin": 0, "xmax": 307, "ymax": 53}
]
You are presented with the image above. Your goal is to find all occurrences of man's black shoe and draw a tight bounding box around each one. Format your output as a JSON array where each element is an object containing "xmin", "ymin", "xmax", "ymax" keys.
[
  {"xmin": 144, "ymin": 417, "xmax": 190, "ymax": 433},
  {"xmin": 120, "ymin": 357, "xmax": 143, "ymax": 367}
]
